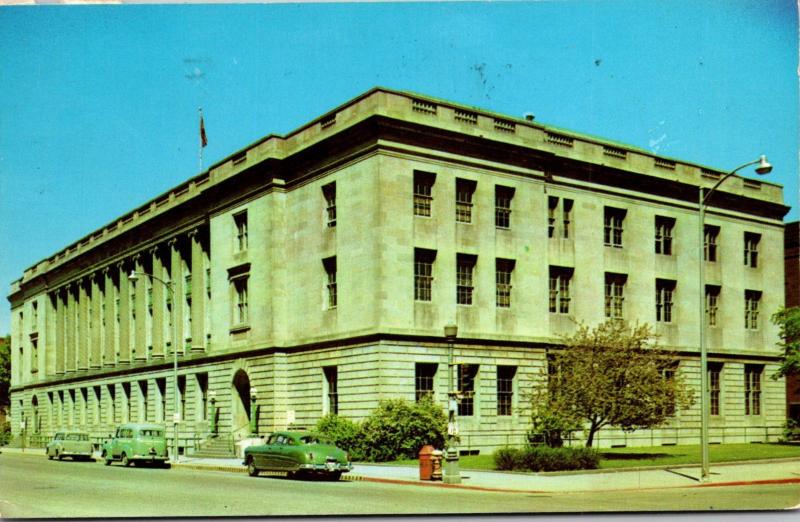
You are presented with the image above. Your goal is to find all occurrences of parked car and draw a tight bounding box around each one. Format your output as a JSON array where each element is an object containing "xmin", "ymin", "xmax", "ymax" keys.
[
  {"xmin": 101, "ymin": 423, "xmax": 169, "ymax": 467},
  {"xmin": 243, "ymin": 431, "xmax": 352, "ymax": 480},
  {"xmin": 46, "ymin": 431, "xmax": 94, "ymax": 461}
]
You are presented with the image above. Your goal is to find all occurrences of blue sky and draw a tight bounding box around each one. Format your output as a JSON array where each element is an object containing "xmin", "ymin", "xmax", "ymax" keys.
[{"xmin": 0, "ymin": 1, "xmax": 797, "ymax": 335}]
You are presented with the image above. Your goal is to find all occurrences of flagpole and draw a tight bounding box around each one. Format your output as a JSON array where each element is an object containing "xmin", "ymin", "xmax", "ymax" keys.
[{"xmin": 198, "ymin": 107, "xmax": 204, "ymax": 172}]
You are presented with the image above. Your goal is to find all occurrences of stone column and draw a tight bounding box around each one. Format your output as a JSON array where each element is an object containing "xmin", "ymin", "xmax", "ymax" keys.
[
  {"xmin": 103, "ymin": 267, "xmax": 116, "ymax": 368},
  {"xmin": 117, "ymin": 261, "xmax": 131, "ymax": 364},
  {"xmin": 169, "ymin": 238, "xmax": 185, "ymax": 356},
  {"xmin": 45, "ymin": 293, "xmax": 56, "ymax": 376},
  {"xmin": 151, "ymin": 247, "xmax": 165, "ymax": 360},
  {"xmin": 133, "ymin": 254, "xmax": 147, "ymax": 362},
  {"xmin": 65, "ymin": 284, "xmax": 76, "ymax": 373},
  {"xmin": 90, "ymin": 274, "xmax": 102, "ymax": 369},
  {"xmin": 55, "ymin": 290, "xmax": 65, "ymax": 375},
  {"xmin": 77, "ymin": 279, "xmax": 89, "ymax": 371},
  {"xmin": 190, "ymin": 228, "xmax": 206, "ymax": 353}
]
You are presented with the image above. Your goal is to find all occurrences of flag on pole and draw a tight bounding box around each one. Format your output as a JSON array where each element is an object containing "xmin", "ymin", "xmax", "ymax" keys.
[{"xmin": 200, "ymin": 110, "xmax": 208, "ymax": 148}]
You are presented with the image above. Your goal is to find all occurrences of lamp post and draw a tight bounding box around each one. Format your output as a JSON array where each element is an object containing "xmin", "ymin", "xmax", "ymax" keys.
[
  {"xmin": 443, "ymin": 324, "xmax": 461, "ymax": 485},
  {"xmin": 249, "ymin": 387, "xmax": 258, "ymax": 436},
  {"xmin": 697, "ymin": 155, "xmax": 772, "ymax": 482},
  {"xmin": 128, "ymin": 270, "xmax": 179, "ymax": 463}
]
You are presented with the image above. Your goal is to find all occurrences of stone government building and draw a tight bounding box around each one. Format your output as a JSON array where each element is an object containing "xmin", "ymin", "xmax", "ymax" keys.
[{"xmin": 8, "ymin": 88, "xmax": 789, "ymax": 453}]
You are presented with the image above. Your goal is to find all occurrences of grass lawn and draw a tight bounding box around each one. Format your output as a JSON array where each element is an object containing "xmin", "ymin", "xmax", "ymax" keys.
[{"xmin": 387, "ymin": 443, "xmax": 800, "ymax": 472}]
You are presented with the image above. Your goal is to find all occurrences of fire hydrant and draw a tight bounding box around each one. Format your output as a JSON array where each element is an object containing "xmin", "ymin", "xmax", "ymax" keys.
[
  {"xmin": 431, "ymin": 449, "xmax": 443, "ymax": 481},
  {"xmin": 418, "ymin": 445, "xmax": 434, "ymax": 480}
]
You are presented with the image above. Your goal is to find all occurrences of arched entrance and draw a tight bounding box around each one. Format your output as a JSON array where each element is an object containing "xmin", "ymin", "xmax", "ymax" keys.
[
  {"xmin": 31, "ymin": 396, "xmax": 40, "ymax": 434},
  {"xmin": 231, "ymin": 369, "xmax": 252, "ymax": 435}
]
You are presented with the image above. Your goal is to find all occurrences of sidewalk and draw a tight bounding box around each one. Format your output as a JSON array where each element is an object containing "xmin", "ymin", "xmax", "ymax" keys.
[{"xmin": 3, "ymin": 446, "xmax": 799, "ymax": 494}]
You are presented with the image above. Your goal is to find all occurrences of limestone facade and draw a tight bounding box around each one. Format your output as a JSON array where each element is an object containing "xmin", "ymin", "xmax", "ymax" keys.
[{"xmin": 7, "ymin": 88, "xmax": 789, "ymax": 452}]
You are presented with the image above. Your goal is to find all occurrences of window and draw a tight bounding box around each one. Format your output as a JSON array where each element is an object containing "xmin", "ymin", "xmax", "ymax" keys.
[
  {"xmin": 605, "ymin": 273, "xmax": 626, "ymax": 319},
  {"xmin": 322, "ymin": 257, "xmax": 337, "ymax": 309},
  {"xmin": 495, "ymin": 185, "xmax": 514, "ymax": 229},
  {"xmin": 157, "ymin": 378, "xmax": 167, "ymax": 422},
  {"xmin": 107, "ymin": 385, "xmax": 116, "ymax": 424},
  {"xmin": 548, "ymin": 197, "xmax": 574, "ymax": 239},
  {"xmin": 655, "ymin": 279, "xmax": 676, "ymax": 323},
  {"xmin": 324, "ymin": 366, "xmax": 338, "ymax": 415},
  {"xmin": 495, "ymin": 258, "xmax": 515, "ymax": 308},
  {"xmin": 457, "ymin": 364, "xmax": 478, "ymax": 417},
  {"xmin": 30, "ymin": 336, "xmax": 38, "ymax": 373},
  {"xmin": 455, "ymin": 178, "xmax": 476, "ymax": 223},
  {"xmin": 549, "ymin": 267, "xmax": 573, "ymax": 314},
  {"xmin": 709, "ymin": 363, "xmax": 723, "ymax": 416},
  {"xmin": 456, "ymin": 254, "xmax": 477, "ymax": 305},
  {"xmin": 31, "ymin": 301, "xmax": 38, "ymax": 329},
  {"xmin": 322, "ymin": 182, "xmax": 336, "ymax": 227},
  {"xmin": 196, "ymin": 373, "xmax": 208, "ymax": 421},
  {"xmin": 704, "ymin": 225, "xmax": 719, "ymax": 262},
  {"xmin": 496, "ymin": 366, "xmax": 516, "ymax": 416},
  {"xmin": 744, "ymin": 232, "xmax": 760, "ymax": 268},
  {"xmin": 744, "ymin": 364, "xmax": 762, "ymax": 416},
  {"xmin": 705, "ymin": 285, "xmax": 720, "ymax": 326},
  {"xmin": 744, "ymin": 290, "xmax": 761, "ymax": 330},
  {"xmin": 655, "ymin": 216, "xmax": 675, "ymax": 255},
  {"xmin": 232, "ymin": 276, "xmax": 248, "ymax": 325},
  {"xmin": 414, "ymin": 248, "xmax": 436, "ymax": 302},
  {"xmin": 178, "ymin": 375, "xmax": 187, "ymax": 421},
  {"xmin": 603, "ymin": 207, "xmax": 626, "ymax": 247},
  {"xmin": 93, "ymin": 385, "xmax": 101, "ymax": 424},
  {"xmin": 233, "ymin": 211, "xmax": 248, "ymax": 252},
  {"xmin": 413, "ymin": 170, "xmax": 435, "ymax": 217},
  {"xmin": 659, "ymin": 363, "xmax": 677, "ymax": 416},
  {"xmin": 137, "ymin": 381, "xmax": 147, "ymax": 422},
  {"xmin": 415, "ymin": 363, "xmax": 437, "ymax": 402}
]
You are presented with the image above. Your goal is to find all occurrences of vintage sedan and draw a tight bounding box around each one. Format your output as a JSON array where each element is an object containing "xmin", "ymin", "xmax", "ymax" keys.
[
  {"xmin": 243, "ymin": 431, "xmax": 352, "ymax": 480},
  {"xmin": 46, "ymin": 431, "xmax": 94, "ymax": 461},
  {"xmin": 101, "ymin": 423, "xmax": 169, "ymax": 467}
]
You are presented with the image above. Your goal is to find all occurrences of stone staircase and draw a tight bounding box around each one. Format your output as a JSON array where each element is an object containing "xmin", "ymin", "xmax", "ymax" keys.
[{"xmin": 189, "ymin": 436, "xmax": 237, "ymax": 459}]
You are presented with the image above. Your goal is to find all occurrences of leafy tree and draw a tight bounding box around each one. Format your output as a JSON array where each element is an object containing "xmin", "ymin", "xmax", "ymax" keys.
[
  {"xmin": 771, "ymin": 307, "xmax": 800, "ymax": 379},
  {"xmin": 531, "ymin": 321, "xmax": 694, "ymax": 447},
  {"xmin": 0, "ymin": 335, "xmax": 10, "ymax": 410}
]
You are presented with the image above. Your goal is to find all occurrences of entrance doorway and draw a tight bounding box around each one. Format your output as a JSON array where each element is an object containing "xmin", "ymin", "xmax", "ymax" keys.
[{"xmin": 231, "ymin": 369, "xmax": 252, "ymax": 434}]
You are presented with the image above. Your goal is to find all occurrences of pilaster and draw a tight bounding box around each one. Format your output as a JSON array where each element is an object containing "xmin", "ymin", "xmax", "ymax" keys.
[
  {"xmin": 133, "ymin": 253, "xmax": 147, "ymax": 362},
  {"xmin": 77, "ymin": 279, "xmax": 89, "ymax": 370},
  {"xmin": 65, "ymin": 284, "xmax": 76, "ymax": 373},
  {"xmin": 102, "ymin": 267, "xmax": 116, "ymax": 367},
  {"xmin": 117, "ymin": 261, "xmax": 131, "ymax": 364},
  {"xmin": 90, "ymin": 273, "xmax": 102, "ymax": 369},
  {"xmin": 190, "ymin": 228, "xmax": 206, "ymax": 353},
  {"xmin": 151, "ymin": 246, "xmax": 166, "ymax": 360},
  {"xmin": 169, "ymin": 238, "xmax": 185, "ymax": 356},
  {"xmin": 55, "ymin": 289, "xmax": 65, "ymax": 375}
]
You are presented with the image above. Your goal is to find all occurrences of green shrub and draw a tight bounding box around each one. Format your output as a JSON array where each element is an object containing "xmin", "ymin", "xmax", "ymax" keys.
[
  {"xmin": 0, "ymin": 421, "xmax": 10, "ymax": 446},
  {"xmin": 314, "ymin": 414, "xmax": 364, "ymax": 460},
  {"xmin": 359, "ymin": 396, "xmax": 447, "ymax": 462},
  {"xmin": 493, "ymin": 445, "xmax": 599, "ymax": 472},
  {"xmin": 781, "ymin": 419, "xmax": 800, "ymax": 442}
]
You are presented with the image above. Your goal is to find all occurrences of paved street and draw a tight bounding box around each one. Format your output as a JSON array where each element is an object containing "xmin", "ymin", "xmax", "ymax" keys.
[{"xmin": 1, "ymin": 452, "xmax": 799, "ymax": 517}]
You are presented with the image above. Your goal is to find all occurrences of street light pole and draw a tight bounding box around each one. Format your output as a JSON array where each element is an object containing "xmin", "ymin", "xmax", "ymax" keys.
[
  {"xmin": 443, "ymin": 324, "xmax": 460, "ymax": 485},
  {"xmin": 129, "ymin": 270, "xmax": 179, "ymax": 463},
  {"xmin": 697, "ymin": 155, "xmax": 772, "ymax": 482}
]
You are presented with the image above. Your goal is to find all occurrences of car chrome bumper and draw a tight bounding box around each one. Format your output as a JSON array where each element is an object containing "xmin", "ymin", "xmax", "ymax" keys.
[
  {"xmin": 133, "ymin": 454, "xmax": 168, "ymax": 461},
  {"xmin": 298, "ymin": 462, "xmax": 352, "ymax": 472}
]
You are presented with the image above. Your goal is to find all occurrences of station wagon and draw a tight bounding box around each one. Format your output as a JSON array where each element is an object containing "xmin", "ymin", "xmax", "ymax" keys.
[
  {"xmin": 46, "ymin": 431, "xmax": 94, "ymax": 461},
  {"xmin": 102, "ymin": 423, "xmax": 169, "ymax": 467}
]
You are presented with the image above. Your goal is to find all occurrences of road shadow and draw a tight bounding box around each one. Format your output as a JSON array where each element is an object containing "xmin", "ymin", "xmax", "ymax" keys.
[{"xmin": 599, "ymin": 452, "xmax": 680, "ymax": 461}]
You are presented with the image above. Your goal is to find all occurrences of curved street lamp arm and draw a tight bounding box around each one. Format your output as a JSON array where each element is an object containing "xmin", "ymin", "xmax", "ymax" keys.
[
  {"xmin": 701, "ymin": 158, "xmax": 763, "ymax": 207},
  {"xmin": 130, "ymin": 270, "xmax": 174, "ymax": 295}
]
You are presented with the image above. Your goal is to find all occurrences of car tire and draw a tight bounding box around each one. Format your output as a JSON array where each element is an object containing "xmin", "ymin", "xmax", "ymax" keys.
[
  {"xmin": 56, "ymin": 450, "xmax": 63, "ymax": 461},
  {"xmin": 121, "ymin": 453, "xmax": 130, "ymax": 467},
  {"xmin": 329, "ymin": 471, "xmax": 343, "ymax": 481},
  {"xmin": 246, "ymin": 457, "xmax": 259, "ymax": 477},
  {"xmin": 102, "ymin": 451, "xmax": 112, "ymax": 466},
  {"xmin": 47, "ymin": 451, "xmax": 53, "ymax": 460}
]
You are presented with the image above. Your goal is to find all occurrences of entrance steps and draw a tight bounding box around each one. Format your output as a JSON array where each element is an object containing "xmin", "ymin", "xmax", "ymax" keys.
[{"xmin": 189, "ymin": 436, "xmax": 237, "ymax": 458}]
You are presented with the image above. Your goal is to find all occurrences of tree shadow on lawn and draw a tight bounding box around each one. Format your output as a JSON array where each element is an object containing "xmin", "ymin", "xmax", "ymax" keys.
[{"xmin": 600, "ymin": 452, "xmax": 683, "ymax": 461}]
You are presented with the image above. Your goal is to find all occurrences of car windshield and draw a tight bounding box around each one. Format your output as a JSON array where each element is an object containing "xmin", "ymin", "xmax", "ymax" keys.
[
  {"xmin": 67, "ymin": 434, "xmax": 88, "ymax": 441},
  {"xmin": 139, "ymin": 429, "xmax": 163, "ymax": 437}
]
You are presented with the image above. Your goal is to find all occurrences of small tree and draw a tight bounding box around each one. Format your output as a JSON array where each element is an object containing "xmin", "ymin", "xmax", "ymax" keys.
[
  {"xmin": 533, "ymin": 321, "xmax": 694, "ymax": 447},
  {"xmin": 771, "ymin": 307, "xmax": 800, "ymax": 379},
  {"xmin": 0, "ymin": 336, "xmax": 9, "ymax": 411}
]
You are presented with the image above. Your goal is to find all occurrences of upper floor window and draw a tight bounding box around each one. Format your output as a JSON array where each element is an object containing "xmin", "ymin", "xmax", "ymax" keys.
[
  {"xmin": 233, "ymin": 211, "xmax": 248, "ymax": 252},
  {"xmin": 30, "ymin": 336, "xmax": 38, "ymax": 373},
  {"xmin": 414, "ymin": 248, "xmax": 436, "ymax": 302},
  {"xmin": 415, "ymin": 363, "xmax": 437, "ymax": 402},
  {"xmin": 603, "ymin": 207, "xmax": 626, "ymax": 248},
  {"xmin": 495, "ymin": 258, "xmax": 515, "ymax": 308},
  {"xmin": 496, "ymin": 365, "xmax": 516, "ymax": 416},
  {"xmin": 231, "ymin": 276, "xmax": 248, "ymax": 326},
  {"xmin": 605, "ymin": 273, "xmax": 627, "ymax": 320},
  {"xmin": 413, "ymin": 170, "xmax": 436, "ymax": 217},
  {"xmin": 322, "ymin": 257, "xmax": 337, "ymax": 309},
  {"xmin": 655, "ymin": 279, "xmax": 676, "ymax": 323},
  {"xmin": 705, "ymin": 285, "xmax": 720, "ymax": 327},
  {"xmin": 495, "ymin": 185, "xmax": 514, "ymax": 229},
  {"xmin": 744, "ymin": 232, "xmax": 760, "ymax": 268},
  {"xmin": 548, "ymin": 197, "xmax": 574, "ymax": 239},
  {"xmin": 322, "ymin": 182, "xmax": 336, "ymax": 228},
  {"xmin": 744, "ymin": 364, "xmax": 762, "ymax": 416},
  {"xmin": 31, "ymin": 301, "xmax": 38, "ymax": 329},
  {"xmin": 455, "ymin": 178, "xmax": 476, "ymax": 223},
  {"xmin": 456, "ymin": 254, "xmax": 477, "ymax": 305},
  {"xmin": 549, "ymin": 266, "xmax": 573, "ymax": 314},
  {"xmin": 704, "ymin": 225, "xmax": 720, "ymax": 262},
  {"xmin": 654, "ymin": 216, "xmax": 675, "ymax": 255},
  {"xmin": 744, "ymin": 289, "xmax": 761, "ymax": 330}
]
